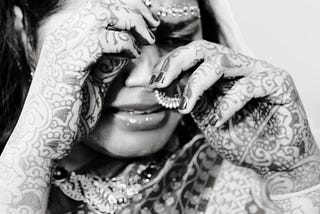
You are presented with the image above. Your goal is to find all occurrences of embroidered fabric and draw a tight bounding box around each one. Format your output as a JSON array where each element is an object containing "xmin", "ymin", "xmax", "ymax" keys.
[{"xmin": 52, "ymin": 141, "xmax": 181, "ymax": 213}]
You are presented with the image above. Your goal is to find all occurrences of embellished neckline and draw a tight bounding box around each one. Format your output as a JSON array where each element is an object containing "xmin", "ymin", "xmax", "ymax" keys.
[
  {"xmin": 51, "ymin": 134, "xmax": 206, "ymax": 213},
  {"xmin": 52, "ymin": 136, "xmax": 182, "ymax": 213}
]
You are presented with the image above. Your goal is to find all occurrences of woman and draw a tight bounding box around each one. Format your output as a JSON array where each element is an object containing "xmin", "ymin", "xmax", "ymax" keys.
[{"xmin": 0, "ymin": 0, "xmax": 319, "ymax": 213}]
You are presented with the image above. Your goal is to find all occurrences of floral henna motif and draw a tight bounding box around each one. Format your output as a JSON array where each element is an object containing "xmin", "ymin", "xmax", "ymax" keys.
[
  {"xmin": 191, "ymin": 69, "xmax": 320, "ymax": 194},
  {"xmin": 152, "ymin": 39, "xmax": 320, "ymax": 195}
]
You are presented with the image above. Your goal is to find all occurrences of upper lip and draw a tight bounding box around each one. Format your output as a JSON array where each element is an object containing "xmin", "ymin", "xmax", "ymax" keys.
[{"xmin": 105, "ymin": 88, "xmax": 164, "ymax": 114}]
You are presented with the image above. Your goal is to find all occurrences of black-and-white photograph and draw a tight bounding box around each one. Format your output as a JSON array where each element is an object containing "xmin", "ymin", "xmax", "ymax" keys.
[{"xmin": 0, "ymin": 0, "xmax": 319, "ymax": 213}]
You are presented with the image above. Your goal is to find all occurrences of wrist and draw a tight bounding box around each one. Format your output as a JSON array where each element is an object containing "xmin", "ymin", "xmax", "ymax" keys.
[{"xmin": 266, "ymin": 152, "xmax": 320, "ymax": 195}]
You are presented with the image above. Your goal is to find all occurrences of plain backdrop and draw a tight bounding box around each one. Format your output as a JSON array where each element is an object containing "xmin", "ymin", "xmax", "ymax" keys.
[{"xmin": 229, "ymin": 0, "xmax": 320, "ymax": 134}]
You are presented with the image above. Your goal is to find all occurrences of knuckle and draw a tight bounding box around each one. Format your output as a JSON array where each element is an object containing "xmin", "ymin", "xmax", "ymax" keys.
[
  {"xmin": 280, "ymin": 69, "xmax": 292, "ymax": 80},
  {"xmin": 131, "ymin": 13, "xmax": 144, "ymax": 26}
]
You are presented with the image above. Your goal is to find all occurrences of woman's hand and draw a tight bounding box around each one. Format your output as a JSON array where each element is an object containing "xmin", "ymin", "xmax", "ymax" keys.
[
  {"xmin": 150, "ymin": 40, "xmax": 320, "ymax": 194},
  {"xmin": 25, "ymin": 0, "xmax": 159, "ymax": 159},
  {"xmin": 0, "ymin": 1, "xmax": 158, "ymax": 213}
]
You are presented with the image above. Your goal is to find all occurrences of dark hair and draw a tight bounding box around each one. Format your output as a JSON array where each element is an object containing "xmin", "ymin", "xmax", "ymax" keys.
[
  {"xmin": 198, "ymin": 0, "xmax": 220, "ymax": 44},
  {"xmin": 0, "ymin": 0, "xmax": 60, "ymax": 153}
]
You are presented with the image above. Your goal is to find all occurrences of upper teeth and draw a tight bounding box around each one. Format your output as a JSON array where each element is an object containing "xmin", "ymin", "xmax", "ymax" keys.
[{"xmin": 129, "ymin": 110, "xmax": 147, "ymax": 115}]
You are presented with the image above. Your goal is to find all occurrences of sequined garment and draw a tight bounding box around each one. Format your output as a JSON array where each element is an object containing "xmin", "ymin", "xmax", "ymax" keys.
[{"xmin": 49, "ymin": 135, "xmax": 278, "ymax": 214}]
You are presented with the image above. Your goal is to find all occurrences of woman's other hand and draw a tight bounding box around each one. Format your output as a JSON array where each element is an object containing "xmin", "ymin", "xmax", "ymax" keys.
[{"xmin": 150, "ymin": 40, "xmax": 320, "ymax": 194}]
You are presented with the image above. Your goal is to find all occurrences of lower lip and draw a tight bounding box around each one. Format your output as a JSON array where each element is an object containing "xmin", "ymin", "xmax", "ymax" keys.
[{"xmin": 112, "ymin": 109, "xmax": 169, "ymax": 131}]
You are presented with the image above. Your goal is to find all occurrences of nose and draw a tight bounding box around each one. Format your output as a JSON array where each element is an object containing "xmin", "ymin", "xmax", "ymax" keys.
[{"xmin": 124, "ymin": 45, "xmax": 160, "ymax": 87}]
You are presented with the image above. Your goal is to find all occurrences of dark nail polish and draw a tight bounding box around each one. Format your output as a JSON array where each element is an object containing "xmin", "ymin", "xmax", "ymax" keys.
[
  {"xmin": 152, "ymin": 12, "xmax": 160, "ymax": 22},
  {"xmin": 133, "ymin": 42, "xmax": 141, "ymax": 55},
  {"xmin": 136, "ymin": 47, "xmax": 141, "ymax": 55},
  {"xmin": 179, "ymin": 96, "xmax": 188, "ymax": 110},
  {"xmin": 209, "ymin": 114, "xmax": 220, "ymax": 127},
  {"xmin": 148, "ymin": 28, "xmax": 155, "ymax": 40},
  {"xmin": 149, "ymin": 74, "xmax": 156, "ymax": 85},
  {"xmin": 155, "ymin": 71, "xmax": 165, "ymax": 83}
]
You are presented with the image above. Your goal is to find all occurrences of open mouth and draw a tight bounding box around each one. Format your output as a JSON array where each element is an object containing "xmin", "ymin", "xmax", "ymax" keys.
[
  {"xmin": 110, "ymin": 105, "xmax": 169, "ymax": 131},
  {"xmin": 111, "ymin": 105, "xmax": 164, "ymax": 115}
]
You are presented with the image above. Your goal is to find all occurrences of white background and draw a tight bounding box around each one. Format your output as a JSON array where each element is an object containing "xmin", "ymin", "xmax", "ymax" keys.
[{"xmin": 229, "ymin": 1, "xmax": 320, "ymax": 133}]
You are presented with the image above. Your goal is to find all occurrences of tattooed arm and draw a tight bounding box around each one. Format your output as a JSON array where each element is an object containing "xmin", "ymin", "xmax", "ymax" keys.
[
  {"xmin": 0, "ymin": 0, "xmax": 159, "ymax": 213},
  {"xmin": 150, "ymin": 40, "xmax": 320, "ymax": 212}
]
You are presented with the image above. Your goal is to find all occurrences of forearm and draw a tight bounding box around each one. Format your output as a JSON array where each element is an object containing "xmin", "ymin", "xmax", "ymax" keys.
[
  {"xmin": 0, "ymin": 65, "xmax": 82, "ymax": 213},
  {"xmin": 0, "ymin": 138, "xmax": 54, "ymax": 214},
  {"xmin": 270, "ymin": 176, "xmax": 320, "ymax": 213},
  {"xmin": 266, "ymin": 135, "xmax": 320, "ymax": 195},
  {"xmin": 0, "ymin": 109, "xmax": 55, "ymax": 214}
]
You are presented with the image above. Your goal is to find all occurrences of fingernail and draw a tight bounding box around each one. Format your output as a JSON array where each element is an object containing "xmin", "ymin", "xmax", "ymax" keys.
[
  {"xmin": 209, "ymin": 114, "xmax": 220, "ymax": 127},
  {"xmin": 179, "ymin": 96, "xmax": 188, "ymax": 110},
  {"xmin": 133, "ymin": 42, "xmax": 141, "ymax": 55},
  {"xmin": 155, "ymin": 71, "xmax": 165, "ymax": 83},
  {"xmin": 152, "ymin": 12, "xmax": 160, "ymax": 22},
  {"xmin": 136, "ymin": 47, "xmax": 141, "ymax": 55},
  {"xmin": 149, "ymin": 74, "xmax": 156, "ymax": 85},
  {"xmin": 148, "ymin": 28, "xmax": 155, "ymax": 40}
]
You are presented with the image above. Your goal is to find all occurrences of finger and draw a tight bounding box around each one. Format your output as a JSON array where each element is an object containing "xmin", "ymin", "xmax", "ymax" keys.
[
  {"xmin": 177, "ymin": 54, "xmax": 225, "ymax": 114},
  {"xmin": 103, "ymin": 4, "xmax": 155, "ymax": 45},
  {"xmin": 221, "ymin": 53, "xmax": 260, "ymax": 77},
  {"xmin": 149, "ymin": 42, "xmax": 207, "ymax": 88},
  {"xmin": 180, "ymin": 53, "xmax": 262, "ymax": 112},
  {"xmin": 119, "ymin": 0, "xmax": 160, "ymax": 27},
  {"xmin": 135, "ymin": 0, "xmax": 160, "ymax": 27},
  {"xmin": 213, "ymin": 71, "xmax": 282, "ymax": 127},
  {"xmin": 98, "ymin": 30, "xmax": 141, "ymax": 58},
  {"xmin": 149, "ymin": 40, "xmax": 253, "ymax": 89}
]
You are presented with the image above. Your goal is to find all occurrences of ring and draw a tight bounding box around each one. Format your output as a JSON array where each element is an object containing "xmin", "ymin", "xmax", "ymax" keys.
[{"xmin": 142, "ymin": 0, "xmax": 152, "ymax": 7}]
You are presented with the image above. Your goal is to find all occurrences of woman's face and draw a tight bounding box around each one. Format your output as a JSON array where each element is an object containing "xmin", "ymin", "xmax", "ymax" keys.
[{"xmin": 33, "ymin": 0, "xmax": 202, "ymax": 157}]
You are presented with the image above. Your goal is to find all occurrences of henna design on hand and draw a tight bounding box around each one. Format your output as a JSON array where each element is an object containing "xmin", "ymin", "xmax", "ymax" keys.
[
  {"xmin": 151, "ymin": 39, "xmax": 320, "ymax": 196},
  {"xmin": 0, "ymin": 0, "xmax": 153, "ymax": 212}
]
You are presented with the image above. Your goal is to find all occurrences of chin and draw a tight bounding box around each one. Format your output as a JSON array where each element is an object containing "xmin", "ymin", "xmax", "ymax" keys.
[{"xmin": 83, "ymin": 110, "xmax": 182, "ymax": 158}]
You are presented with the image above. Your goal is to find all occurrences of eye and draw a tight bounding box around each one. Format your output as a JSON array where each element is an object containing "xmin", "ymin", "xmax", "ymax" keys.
[{"xmin": 156, "ymin": 36, "xmax": 193, "ymax": 49}]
